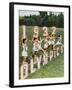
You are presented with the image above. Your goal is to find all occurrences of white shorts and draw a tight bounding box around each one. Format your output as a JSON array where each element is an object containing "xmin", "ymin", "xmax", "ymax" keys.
[{"xmin": 22, "ymin": 50, "xmax": 28, "ymax": 57}]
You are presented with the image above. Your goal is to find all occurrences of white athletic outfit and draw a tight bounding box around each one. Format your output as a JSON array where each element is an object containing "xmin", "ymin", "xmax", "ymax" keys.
[
  {"xmin": 56, "ymin": 39, "xmax": 62, "ymax": 45},
  {"xmin": 51, "ymin": 40, "xmax": 55, "ymax": 45},
  {"xmin": 33, "ymin": 41, "xmax": 42, "ymax": 53},
  {"xmin": 33, "ymin": 43, "xmax": 39, "ymax": 53},
  {"xmin": 22, "ymin": 45, "xmax": 28, "ymax": 57},
  {"xmin": 44, "ymin": 42, "xmax": 48, "ymax": 48},
  {"xmin": 48, "ymin": 40, "xmax": 52, "ymax": 45}
]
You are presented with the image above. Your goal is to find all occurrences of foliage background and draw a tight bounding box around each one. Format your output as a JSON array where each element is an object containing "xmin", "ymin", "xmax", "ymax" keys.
[{"xmin": 19, "ymin": 11, "xmax": 64, "ymax": 28}]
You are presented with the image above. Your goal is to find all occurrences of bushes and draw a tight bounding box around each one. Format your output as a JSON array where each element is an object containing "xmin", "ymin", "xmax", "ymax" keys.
[{"xmin": 19, "ymin": 12, "xmax": 64, "ymax": 28}]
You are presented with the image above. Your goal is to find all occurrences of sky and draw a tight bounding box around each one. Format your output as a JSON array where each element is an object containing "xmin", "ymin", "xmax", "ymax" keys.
[{"xmin": 19, "ymin": 10, "xmax": 40, "ymax": 16}]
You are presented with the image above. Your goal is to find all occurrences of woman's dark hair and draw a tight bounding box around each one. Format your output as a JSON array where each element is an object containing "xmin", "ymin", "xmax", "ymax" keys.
[
  {"xmin": 33, "ymin": 37, "xmax": 37, "ymax": 41},
  {"xmin": 23, "ymin": 38, "xmax": 26, "ymax": 43}
]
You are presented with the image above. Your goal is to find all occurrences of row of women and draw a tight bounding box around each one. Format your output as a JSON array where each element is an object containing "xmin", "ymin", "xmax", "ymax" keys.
[{"xmin": 20, "ymin": 25, "xmax": 64, "ymax": 80}]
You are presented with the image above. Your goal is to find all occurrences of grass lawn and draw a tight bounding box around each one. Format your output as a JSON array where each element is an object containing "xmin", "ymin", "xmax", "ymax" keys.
[{"xmin": 27, "ymin": 53, "xmax": 64, "ymax": 79}]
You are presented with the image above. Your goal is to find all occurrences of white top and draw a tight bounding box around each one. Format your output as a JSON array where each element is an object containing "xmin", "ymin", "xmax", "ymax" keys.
[
  {"xmin": 51, "ymin": 40, "xmax": 55, "ymax": 45},
  {"xmin": 56, "ymin": 39, "xmax": 62, "ymax": 45},
  {"xmin": 33, "ymin": 41, "xmax": 42, "ymax": 53},
  {"xmin": 48, "ymin": 40, "xmax": 52, "ymax": 45},
  {"xmin": 44, "ymin": 42, "xmax": 48, "ymax": 48},
  {"xmin": 22, "ymin": 45, "xmax": 28, "ymax": 57},
  {"xmin": 33, "ymin": 43, "xmax": 39, "ymax": 52},
  {"xmin": 56, "ymin": 41, "xmax": 62, "ymax": 45}
]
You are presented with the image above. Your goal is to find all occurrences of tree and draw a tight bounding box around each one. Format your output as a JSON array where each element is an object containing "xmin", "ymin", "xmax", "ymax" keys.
[
  {"xmin": 57, "ymin": 12, "xmax": 64, "ymax": 28},
  {"xmin": 39, "ymin": 11, "xmax": 47, "ymax": 17},
  {"xmin": 19, "ymin": 11, "xmax": 64, "ymax": 28}
]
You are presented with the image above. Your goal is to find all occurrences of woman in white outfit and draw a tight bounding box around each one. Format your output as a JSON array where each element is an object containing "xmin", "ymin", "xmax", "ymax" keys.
[
  {"xmin": 22, "ymin": 38, "xmax": 28, "ymax": 58},
  {"xmin": 56, "ymin": 35, "xmax": 62, "ymax": 45},
  {"xmin": 32, "ymin": 38, "xmax": 39, "ymax": 53},
  {"xmin": 44, "ymin": 39, "xmax": 48, "ymax": 49},
  {"xmin": 21, "ymin": 38, "xmax": 28, "ymax": 77},
  {"xmin": 56, "ymin": 35, "xmax": 63, "ymax": 54},
  {"xmin": 56, "ymin": 41, "xmax": 62, "ymax": 56}
]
